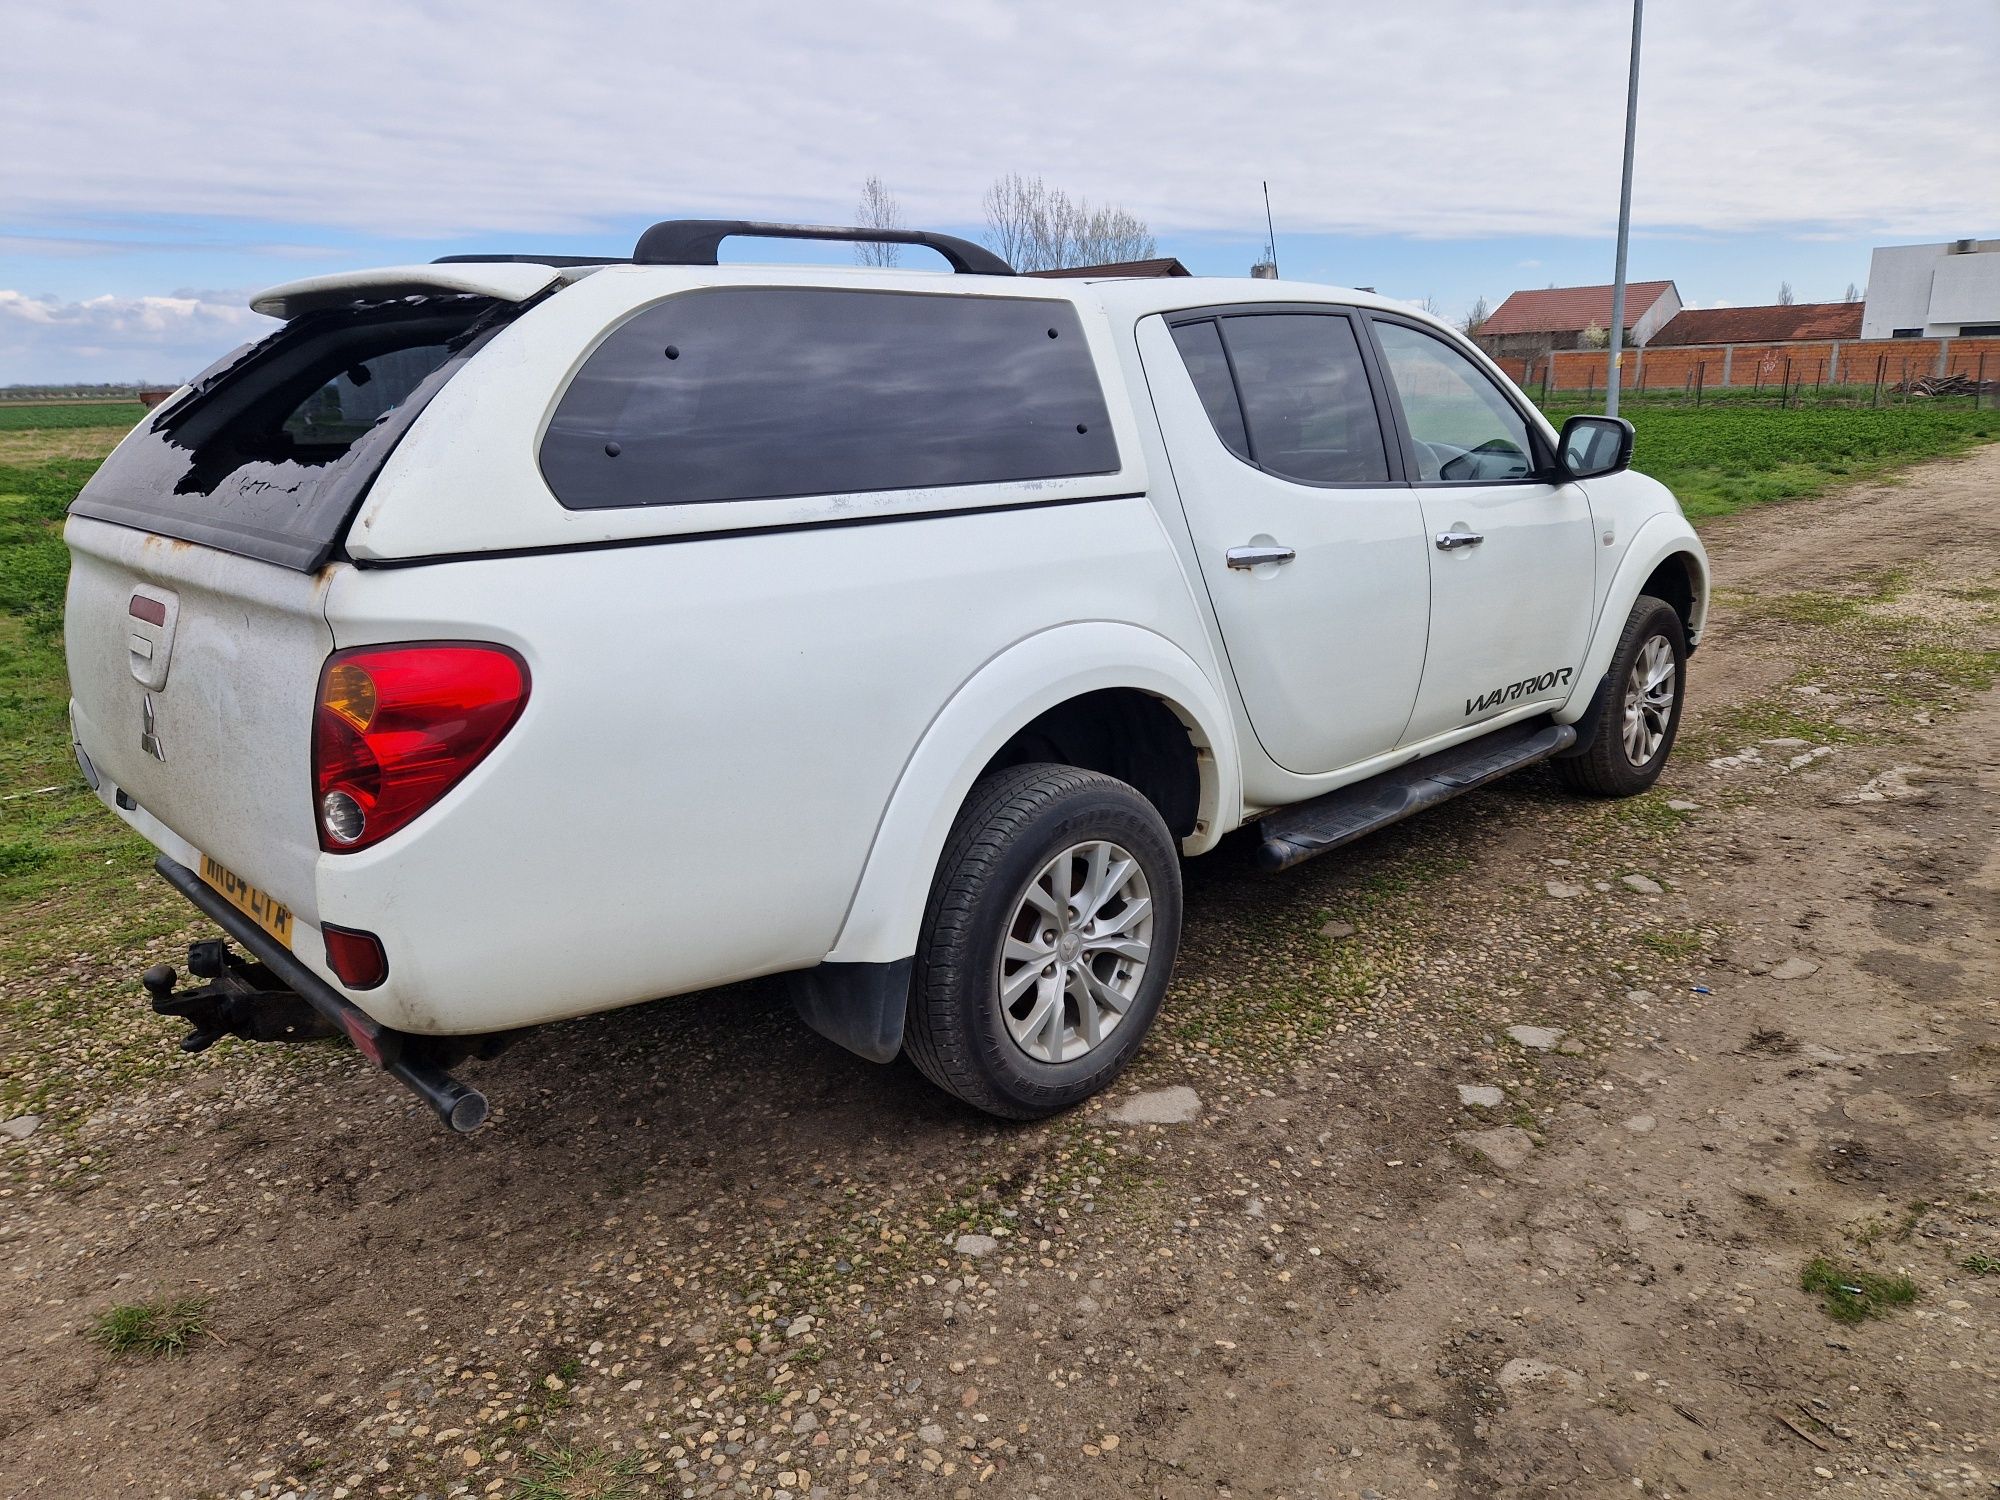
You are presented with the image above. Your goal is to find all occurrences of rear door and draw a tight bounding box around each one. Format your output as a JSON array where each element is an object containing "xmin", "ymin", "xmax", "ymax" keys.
[
  {"xmin": 1362, "ymin": 315, "xmax": 1597, "ymax": 745},
  {"xmin": 63, "ymin": 293, "xmax": 508, "ymax": 924},
  {"xmin": 1140, "ymin": 306, "xmax": 1430, "ymax": 776}
]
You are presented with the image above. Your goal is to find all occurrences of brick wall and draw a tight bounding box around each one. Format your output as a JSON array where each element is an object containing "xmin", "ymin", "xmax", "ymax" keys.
[{"xmin": 1504, "ymin": 337, "xmax": 2000, "ymax": 394}]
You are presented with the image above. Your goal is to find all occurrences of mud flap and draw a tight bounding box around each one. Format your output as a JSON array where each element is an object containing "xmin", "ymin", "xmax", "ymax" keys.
[{"xmin": 789, "ymin": 958, "xmax": 912, "ymax": 1064}]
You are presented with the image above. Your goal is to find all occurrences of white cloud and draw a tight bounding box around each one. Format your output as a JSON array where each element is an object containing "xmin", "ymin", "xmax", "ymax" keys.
[
  {"xmin": 0, "ymin": 290, "xmax": 272, "ymax": 383},
  {"xmin": 1, "ymin": 0, "xmax": 1993, "ymax": 245}
]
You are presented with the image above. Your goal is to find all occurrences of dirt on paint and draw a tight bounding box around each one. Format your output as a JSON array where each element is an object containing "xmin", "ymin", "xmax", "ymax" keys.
[{"xmin": 2, "ymin": 447, "xmax": 1997, "ymax": 1500}]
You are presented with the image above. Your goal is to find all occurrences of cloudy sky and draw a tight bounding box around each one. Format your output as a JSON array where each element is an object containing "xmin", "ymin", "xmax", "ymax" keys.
[{"xmin": 3, "ymin": 0, "xmax": 1995, "ymax": 383}]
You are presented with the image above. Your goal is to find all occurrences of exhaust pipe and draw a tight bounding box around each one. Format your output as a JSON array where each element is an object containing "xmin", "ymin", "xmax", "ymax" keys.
[{"xmin": 387, "ymin": 1055, "xmax": 489, "ymax": 1133}]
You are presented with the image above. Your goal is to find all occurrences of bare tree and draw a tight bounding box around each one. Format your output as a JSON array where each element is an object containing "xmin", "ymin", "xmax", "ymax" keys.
[
  {"xmin": 1842, "ymin": 281, "xmax": 1862, "ymax": 303},
  {"xmin": 981, "ymin": 174, "xmax": 1155, "ymax": 272},
  {"xmin": 854, "ymin": 175, "xmax": 904, "ymax": 267},
  {"xmin": 1416, "ymin": 296, "xmax": 1444, "ymax": 318},
  {"xmin": 1462, "ymin": 294, "xmax": 1491, "ymax": 335},
  {"xmin": 1777, "ymin": 280, "xmax": 1795, "ymax": 306}
]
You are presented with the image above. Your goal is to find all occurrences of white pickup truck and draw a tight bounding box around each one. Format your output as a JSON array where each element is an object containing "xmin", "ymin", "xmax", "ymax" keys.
[{"xmin": 64, "ymin": 220, "xmax": 1708, "ymax": 1130}]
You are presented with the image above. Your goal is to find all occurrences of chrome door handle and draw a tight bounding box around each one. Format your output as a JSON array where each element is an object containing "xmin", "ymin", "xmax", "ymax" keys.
[
  {"xmin": 1226, "ymin": 545, "xmax": 1297, "ymax": 569},
  {"xmin": 1434, "ymin": 530, "xmax": 1485, "ymax": 551}
]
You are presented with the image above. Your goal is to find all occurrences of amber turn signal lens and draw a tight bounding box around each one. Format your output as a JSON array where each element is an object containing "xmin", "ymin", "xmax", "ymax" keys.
[{"xmin": 322, "ymin": 661, "xmax": 379, "ymax": 732}]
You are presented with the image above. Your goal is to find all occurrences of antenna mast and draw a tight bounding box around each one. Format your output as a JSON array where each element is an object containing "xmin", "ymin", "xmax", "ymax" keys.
[{"xmin": 1262, "ymin": 181, "xmax": 1279, "ymax": 277}]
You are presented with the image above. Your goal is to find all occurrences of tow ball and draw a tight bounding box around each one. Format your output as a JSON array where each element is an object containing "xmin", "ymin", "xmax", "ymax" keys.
[{"xmin": 142, "ymin": 939, "xmax": 341, "ymax": 1053}]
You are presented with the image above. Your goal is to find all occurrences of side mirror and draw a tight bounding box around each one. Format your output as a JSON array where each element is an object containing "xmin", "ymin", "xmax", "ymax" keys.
[{"xmin": 1556, "ymin": 414, "xmax": 1635, "ymax": 479}]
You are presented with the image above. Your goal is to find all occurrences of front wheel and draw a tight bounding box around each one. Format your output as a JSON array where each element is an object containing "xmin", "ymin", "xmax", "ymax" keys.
[
  {"xmin": 905, "ymin": 763, "xmax": 1183, "ymax": 1119},
  {"xmin": 1554, "ymin": 594, "xmax": 1688, "ymax": 797}
]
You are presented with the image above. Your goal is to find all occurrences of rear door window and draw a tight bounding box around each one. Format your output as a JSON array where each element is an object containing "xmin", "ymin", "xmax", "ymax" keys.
[
  {"xmin": 1216, "ymin": 314, "xmax": 1388, "ymax": 485},
  {"xmin": 69, "ymin": 297, "xmax": 505, "ymax": 570},
  {"xmin": 1170, "ymin": 311, "xmax": 1390, "ymax": 486},
  {"xmin": 539, "ymin": 287, "xmax": 1120, "ymax": 509}
]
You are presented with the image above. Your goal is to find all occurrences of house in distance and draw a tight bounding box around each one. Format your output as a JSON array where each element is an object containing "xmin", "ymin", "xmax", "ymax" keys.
[{"xmin": 1471, "ymin": 280, "xmax": 1682, "ymax": 363}]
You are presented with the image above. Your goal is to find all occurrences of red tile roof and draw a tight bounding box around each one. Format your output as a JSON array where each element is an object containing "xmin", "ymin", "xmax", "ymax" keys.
[
  {"xmin": 1026, "ymin": 257, "xmax": 1191, "ymax": 279},
  {"xmin": 1649, "ymin": 302, "xmax": 1863, "ymax": 346},
  {"xmin": 1479, "ymin": 281, "xmax": 1677, "ymax": 336}
]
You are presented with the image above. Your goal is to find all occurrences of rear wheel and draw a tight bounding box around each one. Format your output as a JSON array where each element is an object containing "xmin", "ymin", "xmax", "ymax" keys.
[
  {"xmin": 1554, "ymin": 594, "xmax": 1687, "ymax": 797},
  {"xmin": 905, "ymin": 763, "xmax": 1183, "ymax": 1119}
]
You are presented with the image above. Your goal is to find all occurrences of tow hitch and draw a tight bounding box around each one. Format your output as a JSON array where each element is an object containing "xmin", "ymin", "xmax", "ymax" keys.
[
  {"xmin": 144, "ymin": 940, "xmax": 339, "ymax": 1052},
  {"xmin": 146, "ymin": 856, "xmax": 496, "ymax": 1133}
]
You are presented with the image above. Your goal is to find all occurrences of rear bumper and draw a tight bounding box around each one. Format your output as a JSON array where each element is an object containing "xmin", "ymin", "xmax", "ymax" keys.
[{"xmin": 154, "ymin": 855, "xmax": 490, "ymax": 1131}]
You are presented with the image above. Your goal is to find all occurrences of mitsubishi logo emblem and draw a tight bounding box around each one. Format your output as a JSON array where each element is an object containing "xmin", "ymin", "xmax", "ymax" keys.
[{"xmin": 140, "ymin": 693, "xmax": 166, "ymax": 762}]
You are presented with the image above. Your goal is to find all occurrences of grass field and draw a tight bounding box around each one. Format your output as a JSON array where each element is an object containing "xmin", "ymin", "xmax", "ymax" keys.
[
  {"xmin": 0, "ymin": 402, "xmax": 149, "ymax": 431},
  {"xmin": 1532, "ymin": 391, "xmax": 1999, "ymax": 519}
]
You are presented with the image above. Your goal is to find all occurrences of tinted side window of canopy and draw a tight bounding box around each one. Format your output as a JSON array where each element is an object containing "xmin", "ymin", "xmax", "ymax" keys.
[{"xmin": 541, "ymin": 287, "xmax": 1120, "ymax": 509}]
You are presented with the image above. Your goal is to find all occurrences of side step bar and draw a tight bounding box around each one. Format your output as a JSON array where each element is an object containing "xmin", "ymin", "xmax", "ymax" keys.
[
  {"xmin": 153, "ymin": 856, "xmax": 490, "ymax": 1132},
  {"xmin": 1257, "ymin": 719, "xmax": 1577, "ymax": 872}
]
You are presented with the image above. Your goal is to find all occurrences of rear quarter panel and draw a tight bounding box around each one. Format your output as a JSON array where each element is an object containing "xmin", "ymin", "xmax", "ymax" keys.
[{"xmin": 318, "ymin": 496, "xmax": 1213, "ymax": 1034}]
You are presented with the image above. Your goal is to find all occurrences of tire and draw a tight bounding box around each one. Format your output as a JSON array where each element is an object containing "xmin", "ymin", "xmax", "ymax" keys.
[
  {"xmin": 905, "ymin": 763, "xmax": 1183, "ymax": 1119},
  {"xmin": 1554, "ymin": 594, "xmax": 1688, "ymax": 798}
]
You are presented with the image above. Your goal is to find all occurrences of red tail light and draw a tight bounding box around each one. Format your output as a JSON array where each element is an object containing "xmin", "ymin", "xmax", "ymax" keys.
[{"xmin": 312, "ymin": 642, "xmax": 529, "ymax": 853}]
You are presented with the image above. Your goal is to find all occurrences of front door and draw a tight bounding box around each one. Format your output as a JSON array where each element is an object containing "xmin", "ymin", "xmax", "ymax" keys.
[
  {"xmin": 1139, "ymin": 308, "xmax": 1431, "ymax": 776},
  {"xmin": 1365, "ymin": 316, "xmax": 1598, "ymax": 745}
]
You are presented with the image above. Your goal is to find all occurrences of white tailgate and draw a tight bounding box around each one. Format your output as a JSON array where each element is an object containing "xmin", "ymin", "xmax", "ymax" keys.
[{"xmin": 64, "ymin": 515, "xmax": 333, "ymax": 923}]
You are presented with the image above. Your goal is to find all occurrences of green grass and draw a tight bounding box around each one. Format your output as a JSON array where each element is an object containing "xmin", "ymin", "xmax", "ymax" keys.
[
  {"xmin": 511, "ymin": 1447, "xmax": 641, "ymax": 1500},
  {"xmin": 1960, "ymin": 1253, "xmax": 2000, "ymax": 1275},
  {"xmin": 1800, "ymin": 1257, "xmax": 1919, "ymax": 1323},
  {"xmin": 1636, "ymin": 929, "xmax": 1702, "ymax": 959},
  {"xmin": 0, "ymin": 455, "xmax": 155, "ymax": 905},
  {"xmin": 88, "ymin": 1295, "xmax": 213, "ymax": 1356},
  {"xmin": 0, "ymin": 402, "xmax": 149, "ymax": 431},
  {"xmin": 1532, "ymin": 395, "xmax": 1999, "ymax": 521}
]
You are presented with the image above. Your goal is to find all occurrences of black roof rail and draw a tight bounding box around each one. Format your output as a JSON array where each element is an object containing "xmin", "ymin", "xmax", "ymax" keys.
[
  {"xmin": 631, "ymin": 219, "xmax": 1015, "ymax": 277},
  {"xmin": 432, "ymin": 253, "xmax": 629, "ymax": 267}
]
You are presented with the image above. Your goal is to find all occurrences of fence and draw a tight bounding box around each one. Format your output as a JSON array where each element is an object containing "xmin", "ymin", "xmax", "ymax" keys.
[{"xmin": 1489, "ymin": 335, "xmax": 2000, "ymax": 404}]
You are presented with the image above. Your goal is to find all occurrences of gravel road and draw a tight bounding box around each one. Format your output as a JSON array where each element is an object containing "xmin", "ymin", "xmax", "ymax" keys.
[{"xmin": 4, "ymin": 446, "xmax": 1996, "ymax": 1500}]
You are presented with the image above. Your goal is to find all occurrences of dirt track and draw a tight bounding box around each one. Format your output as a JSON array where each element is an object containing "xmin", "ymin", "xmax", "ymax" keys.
[{"xmin": 4, "ymin": 448, "xmax": 1997, "ymax": 1500}]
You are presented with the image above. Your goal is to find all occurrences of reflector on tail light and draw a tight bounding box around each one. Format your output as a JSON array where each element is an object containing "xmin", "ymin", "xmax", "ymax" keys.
[{"xmin": 312, "ymin": 642, "xmax": 529, "ymax": 853}]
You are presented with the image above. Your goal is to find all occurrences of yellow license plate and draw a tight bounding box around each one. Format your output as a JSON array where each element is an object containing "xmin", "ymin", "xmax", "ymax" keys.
[{"xmin": 198, "ymin": 854, "xmax": 294, "ymax": 950}]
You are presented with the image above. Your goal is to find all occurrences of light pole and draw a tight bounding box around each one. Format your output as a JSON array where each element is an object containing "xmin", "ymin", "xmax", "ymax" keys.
[{"xmin": 1605, "ymin": 0, "xmax": 1643, "ymax": 418}]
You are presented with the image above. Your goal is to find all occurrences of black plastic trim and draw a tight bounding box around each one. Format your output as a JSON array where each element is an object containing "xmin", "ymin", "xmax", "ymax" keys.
[
  {"xmin": 789, "ymin": 958, "xmax": 913, "ymax": 1064},
  {"xmin": 347, "ymin": 489, "xmax": 1147, "ymax": 570},
  {"xmin": 633, "ymin": 219, "xmax": 1014, "ymax": 276}
]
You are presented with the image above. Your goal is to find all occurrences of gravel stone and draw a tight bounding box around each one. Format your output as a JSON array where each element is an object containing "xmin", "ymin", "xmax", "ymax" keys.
[
  {"xmin": 1455, "ymin": 1127, "xmax": 1535, "ymax": 1172},
  {"xmin": 1320, "ymin": 919, "xmax": 1356, "ymax": 939},
  {"xmin": 1110, "ymin": 1085, "xmax": 1201, "ymax": 1124},
  {"xmin": 1456, "ymin": 1085, "xmax": 1506, "ymax": 1108},
  {"xmin": 1624, "ymin": 1115, "xmax": 1656, "ymax": 1134},
  {"xmin": 1620, "ymin": 874, "xmax": 1664, "ymax": 894},
  {"xmin": 953, "ymin": 1234, "xmax": 1000, "ymax": 1259},
  {"xmin": 1770, "ymin": 956, "xmax": 1820, "ymax": 980},
  {"xmin": 0, "ymin": 1114, "xmax": 40, "ymax": 1140},
  {"xmin": 1666, "ymin": 799, "xmax": 1700, "ymax": 811},
  {"xmin": 1506, "ymin": 1026, "xmax": 1563, "ymax": 1052},
  {"xmin": 1544, "ymin": 881, "xmax": 1585, "ymax": 899}
]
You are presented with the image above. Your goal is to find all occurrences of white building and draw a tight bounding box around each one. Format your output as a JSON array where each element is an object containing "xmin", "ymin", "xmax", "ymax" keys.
[{"xmin": 1860, "ymin": 239, "xmax": 2000, "ymax": 339}]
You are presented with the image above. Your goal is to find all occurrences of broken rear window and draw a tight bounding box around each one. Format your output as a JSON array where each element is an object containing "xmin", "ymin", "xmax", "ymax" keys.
[{"xmin": 69, "ymin": 297, "xmax": 508, "ymax": 571}]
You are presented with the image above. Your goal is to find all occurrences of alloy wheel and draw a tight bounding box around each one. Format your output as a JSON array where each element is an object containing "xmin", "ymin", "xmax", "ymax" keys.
[{"xmin": 995, "ymin": 840, "xmax": 1154, "ymax": 1064}]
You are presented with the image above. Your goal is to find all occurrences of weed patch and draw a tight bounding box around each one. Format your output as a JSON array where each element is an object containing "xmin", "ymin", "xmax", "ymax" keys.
[
  {"xmin": 1800, "ymin": 1257, "xmax": 1919, "ymax": 1323},
  {"xmin": 89, "ymin": 1295, "xmax": 213, "ymax": 1356}
]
